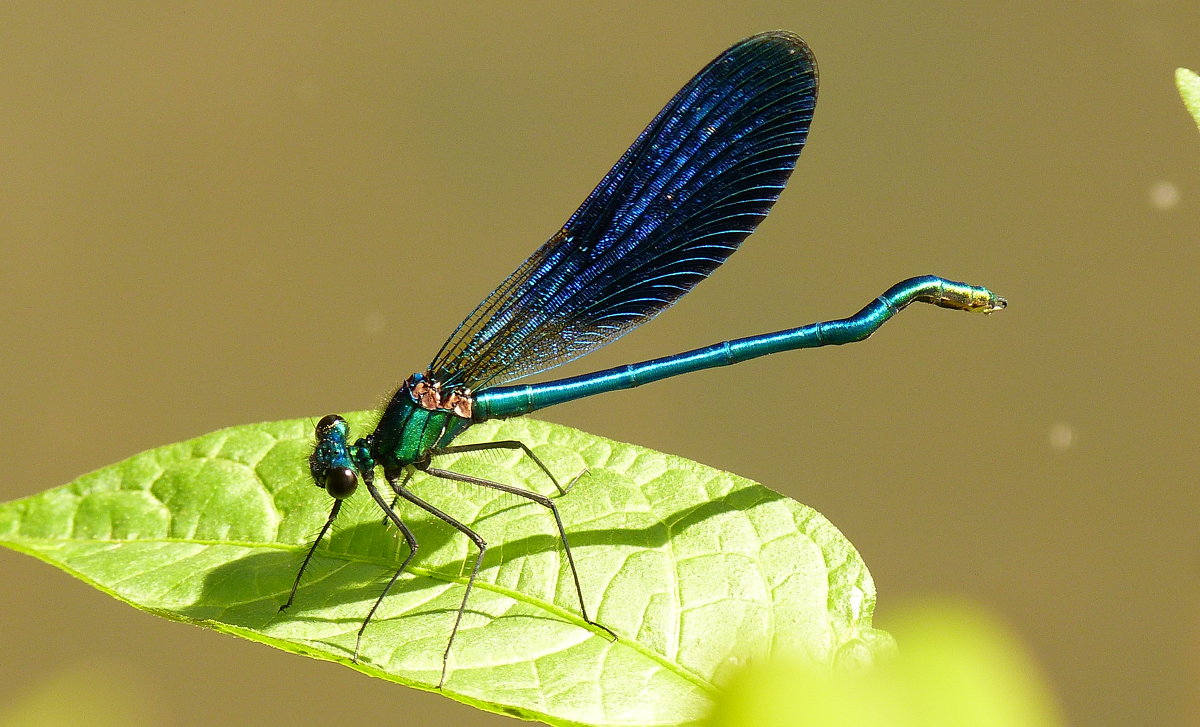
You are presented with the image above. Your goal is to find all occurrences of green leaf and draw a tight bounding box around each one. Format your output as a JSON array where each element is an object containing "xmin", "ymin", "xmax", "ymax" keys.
[
  {"xmin": 0, "ymin": 414, "xmax": 888, "ymax": 727},
  {"xmin": 1177, "ymin": 68, "xmax": 1200, "ymax": 131},
  {"xmin": 704, "ymin": 600, "xmax": 1064, "ymax": 727}
]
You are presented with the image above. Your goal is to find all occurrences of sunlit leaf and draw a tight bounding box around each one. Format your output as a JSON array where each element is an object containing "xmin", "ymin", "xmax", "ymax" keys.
[
  {"xmin": 1176, "ymin": 67, "xmax": 1200, "ymax": 130},
  {"xmin": 705, "ymin": 600, "xmax": 1063, "ymax": 727},
  {"xmin": 0, "ymin": 414, "xmax": 887, "ymax": 727}
]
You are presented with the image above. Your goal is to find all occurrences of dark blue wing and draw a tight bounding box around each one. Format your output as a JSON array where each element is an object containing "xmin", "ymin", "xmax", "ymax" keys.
[{"xmin": 430, "ymin": 31, "xmax": 818, "ymax": 390}]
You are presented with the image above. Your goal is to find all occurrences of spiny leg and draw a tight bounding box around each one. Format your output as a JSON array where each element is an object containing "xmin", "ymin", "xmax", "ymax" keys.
[
  {"xmin": 433, "ymin": 440, "xmax": 571, "ymax": 495},
  {"xmin": 279, "ymin": 499, "xmax": 342, "ymax": 612},
  {"xmin": 357, "ymin": 469, "xmax": 419, "ymax": 661},
  {"xmin": 386, "ymin": 472, "xmax": 487, "ymax": 689},
  {"xmin": 381, "ymin": 467, "xmax": 414, "ymax": 525},
  {"xmin": 424, "ymin": 466, "xmax": 615, "ymax": 641}
]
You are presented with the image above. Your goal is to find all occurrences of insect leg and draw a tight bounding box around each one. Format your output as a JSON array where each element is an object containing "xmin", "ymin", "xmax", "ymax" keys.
[
  {"xmin": 380, "ymin": 467, "xmax": 414, "ymax": 525},
  {"xmin": 279, "ymin": 499, "xmax": 342, "ymax": 612},
  {"xmin": 424, "ymin": 466, "xmax": 615, "ymax": 641},
  {"xmin": 433, "ymin": 440, "xmax": 573, "ymax": 495},
  {"xmin": 356, "ymin": 469, "xmax": 419, "ymax": 661},
  {"xmin": 387, "ymin": 472, "xmax": 487, "ymax": 689}
]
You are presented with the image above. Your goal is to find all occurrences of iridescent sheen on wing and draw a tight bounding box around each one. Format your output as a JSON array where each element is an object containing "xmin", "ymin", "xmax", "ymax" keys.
[
  {"xmin": 429, "ymin": 32, "xmax": 818, "ymax": 390},
  {"xmin": 288, "ymin": 31, "xmax": 1005, "ymax": 691}
]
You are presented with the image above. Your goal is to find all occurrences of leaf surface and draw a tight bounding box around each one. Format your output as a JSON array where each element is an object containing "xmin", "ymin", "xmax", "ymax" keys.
[
  {"xmin": 1177, "ymin": 67, "xmax": 1200, "ymax": 130},
  {"xmin": 0, "ymin": 414, "xmax": 889, "ymax": 726}
]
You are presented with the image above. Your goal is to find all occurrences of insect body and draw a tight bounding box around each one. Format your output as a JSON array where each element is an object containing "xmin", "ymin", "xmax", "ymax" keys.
[{"xmin": 280, "ymin": 31, "xmax": 1005, "ymax": 688}]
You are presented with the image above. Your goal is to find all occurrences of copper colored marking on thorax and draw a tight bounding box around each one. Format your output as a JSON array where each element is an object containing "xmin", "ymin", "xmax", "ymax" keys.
[{"xmin": 407, "ymin": 375, "xmax": 474, "ymax": 418}]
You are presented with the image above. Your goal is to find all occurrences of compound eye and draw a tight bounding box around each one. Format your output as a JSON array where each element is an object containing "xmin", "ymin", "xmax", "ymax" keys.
[
  {"xmin": 316, "ymin": 414, "xmax": 345, "ymax": 434},
  {"xmin": 324, "ymin": 467, "xmax": 358, "ymax": 499}
]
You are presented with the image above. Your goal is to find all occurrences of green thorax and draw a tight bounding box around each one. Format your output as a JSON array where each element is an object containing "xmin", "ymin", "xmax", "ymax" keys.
[{"xmin": 368, "ymin": 373, "xmax": 473, "ymax": 469}]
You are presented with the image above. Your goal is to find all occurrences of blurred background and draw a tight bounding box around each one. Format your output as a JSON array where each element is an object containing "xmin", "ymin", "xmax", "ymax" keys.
[{"xmin": 1, "ymin": 3, "xmax": 1197, "ymax": 726}]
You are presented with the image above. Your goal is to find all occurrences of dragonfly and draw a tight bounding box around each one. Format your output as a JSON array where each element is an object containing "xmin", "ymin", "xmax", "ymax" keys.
[{"xmin": 280, "ymin": 30, "xmax": 1005, "ymax": 687}]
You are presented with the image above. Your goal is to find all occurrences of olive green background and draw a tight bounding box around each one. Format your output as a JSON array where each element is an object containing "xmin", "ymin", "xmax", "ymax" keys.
[{"xmin": 1, "ymin": 3, "xmax": 1197, "ymax": 726}]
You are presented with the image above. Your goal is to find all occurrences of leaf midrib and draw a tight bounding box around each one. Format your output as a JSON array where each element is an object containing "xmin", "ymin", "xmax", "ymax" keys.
[{"xmin": 0, "ymin": 532, "xmax": 719, "ymax": 696}]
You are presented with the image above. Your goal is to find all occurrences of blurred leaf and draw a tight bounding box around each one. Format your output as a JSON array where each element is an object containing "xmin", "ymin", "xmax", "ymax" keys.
[
  {"xmin": 1177, "ymin": 68, "xmax": 1200, "ymax": 130},
  {"xmin": 0, "ymin": 414, "xmax": 887, "ymax": 727},
  {"xmin": 704, "ymin": 599, "xmax": 1064, "ymax": 727}
]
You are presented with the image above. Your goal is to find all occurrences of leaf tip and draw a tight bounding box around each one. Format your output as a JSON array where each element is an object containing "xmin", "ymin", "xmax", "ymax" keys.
[{"xmin": 1175, "ymin": 67, "xmax": 1200, "ymax": 131}]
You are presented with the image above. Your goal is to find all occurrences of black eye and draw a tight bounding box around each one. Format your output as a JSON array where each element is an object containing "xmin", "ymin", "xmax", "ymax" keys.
[
  {"xmin": 316, "ymin": 414, "xmax": 345, "ymax": 433},
  {"xmin": 324, "ymin": 467, "xmax": 358, "ymax": 499}
]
